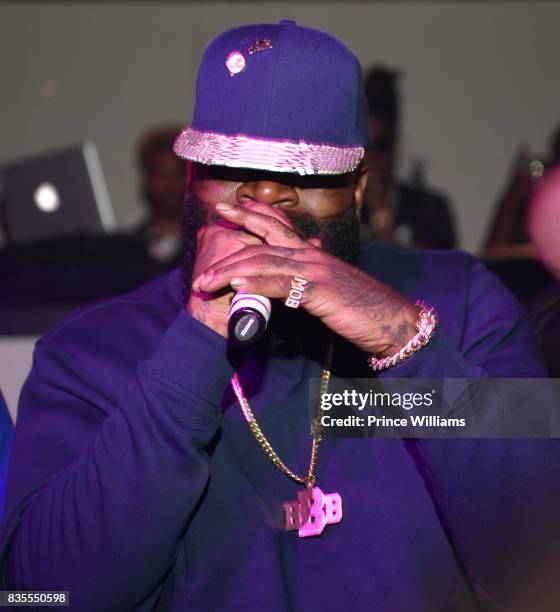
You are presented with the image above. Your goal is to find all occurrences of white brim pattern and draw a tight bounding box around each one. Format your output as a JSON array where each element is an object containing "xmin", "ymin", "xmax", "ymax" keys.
[{"xmin": 173, "ymin": 127, "xmax": 364, "ymax": 175}]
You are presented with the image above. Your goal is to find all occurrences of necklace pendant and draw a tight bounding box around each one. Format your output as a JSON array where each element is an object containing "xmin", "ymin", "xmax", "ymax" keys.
[{"xmin": 283, "ymin": 486, "xmax": 343, "ymax": 538}]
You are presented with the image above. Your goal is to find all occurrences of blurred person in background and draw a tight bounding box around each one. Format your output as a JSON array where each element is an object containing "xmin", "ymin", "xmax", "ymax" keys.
[
  {"xmin": 527, "ymin": 164, "xmax": 560, "ymax": 377},
  {"xmin": 483, "ymin": 125, "xmax": 560, "ymax": 255},
  {"xmin": 480, "ymin": 126, "xmax": 560, "ymax": 308},
  {"xmin": 361, "ymin": 66, "xmax": 457, "ymax": 249},
  {"xmin": 131, "ymin": 125, "xmax": 187, "ymax": 267}
]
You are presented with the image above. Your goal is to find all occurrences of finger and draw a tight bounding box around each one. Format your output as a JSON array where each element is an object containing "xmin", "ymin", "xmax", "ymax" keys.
[
  {"xmin": 230, "ymin": 276, "xmax": 316, "ymax": 309},
  {"xmin": 197, "ymin": 219, "xmax": 247, "ymax": 245},
  {"xmin": 239, "ymin": 200, "xmax": 296, "ymax": 228},
  {"xmin": 237, "ymin": 232, "xmax": 264, "ymax": 246},
  {"xmin": 237, "ymin": 200, "xmax": 297, "ymax": 229},
  {"xmin": 209, "ymin": 201, "xmax": 294, "ymax": 236},
  {"xmin": 212, "ymin": 218, "xmax": 244, "ymax": 231},
  {"xmin": 195, "ymin": 245, "xmax": 321, "ymax": 283},
  {"xmin": 231, "ymin": 274, "xmax": 315, "ymax": 308},
  {"xmin": 214, "ymin": 202, "xmax": 308, "ymax": 248},
  {"xmin": 238, "ymin": 201, "xmax": 323, "ymax": 249},
  {"xmin": 230, "ymin": 275, "xmax": 293, "ymax": 299},
  {"xmin": 196, "ymin": 255, "xmax": 317, "ymax": 293},
  {"xmin": 200, "ymin": 220, "xmax": 263, "ymax": 243}
]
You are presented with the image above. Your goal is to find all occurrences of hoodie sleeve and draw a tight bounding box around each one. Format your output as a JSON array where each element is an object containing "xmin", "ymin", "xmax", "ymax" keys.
[
  {"xmin": 0, "ymin": 308, "xmax": 234, "ymax": 611},
  {"xmin": 380, "ymin": 257, "xmax": 560, "ymax": 605}
]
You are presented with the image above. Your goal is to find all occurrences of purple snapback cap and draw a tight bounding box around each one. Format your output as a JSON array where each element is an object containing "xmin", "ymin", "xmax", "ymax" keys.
[{"xmin": 174, "ymin": 20, "xmax": 369, "ymax": 175}]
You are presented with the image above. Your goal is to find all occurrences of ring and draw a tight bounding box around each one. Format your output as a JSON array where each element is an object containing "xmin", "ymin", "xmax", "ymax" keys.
[{"xmin": 284, "ymin": 276, "xmax": 309, "ymax": 309}]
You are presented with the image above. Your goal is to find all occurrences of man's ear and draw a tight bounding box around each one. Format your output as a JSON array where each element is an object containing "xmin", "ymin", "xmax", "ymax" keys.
[{"xmin": 353, "ymin": 159, "xmax": 370, "ymax": 219}]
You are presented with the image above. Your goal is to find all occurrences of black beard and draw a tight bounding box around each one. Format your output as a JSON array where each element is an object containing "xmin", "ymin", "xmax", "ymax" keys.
[
  {"xmin": 179, "ymin": 192, "xmax": 208, "ymax": 307},
  {"xmin": 179, "ymin": 192, "xmax": 361, "ymax": 359}
]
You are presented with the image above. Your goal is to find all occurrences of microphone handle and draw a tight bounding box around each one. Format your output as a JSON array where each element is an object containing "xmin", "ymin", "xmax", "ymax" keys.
[{"xmin": 228, "ymin": 293, "xmax": 271, "ymax": 345}]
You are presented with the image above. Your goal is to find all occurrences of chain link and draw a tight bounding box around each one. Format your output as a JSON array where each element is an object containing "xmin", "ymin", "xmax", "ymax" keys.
[{"xmin": 231, "ymin": 339, "xmax": 333, "ymax": 489}]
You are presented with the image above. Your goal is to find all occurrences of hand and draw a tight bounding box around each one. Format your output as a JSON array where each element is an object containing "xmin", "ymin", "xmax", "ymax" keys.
[
  {"xmin": 192, "ymin": 201, "xmax": 420, "ymax": 357},
  {"xmin": 187, "ymin": 219, "xmax": 262, "ymax": 337},
  {"xmin": 187, "ymin": 205, "xmax": 303, "ymax": 338}
]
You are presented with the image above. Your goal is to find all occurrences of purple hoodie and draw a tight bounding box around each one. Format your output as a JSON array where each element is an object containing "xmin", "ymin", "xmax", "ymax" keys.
[{"xmin": 0, "ymin": 243, "xmax": 558, "ymax": 611}]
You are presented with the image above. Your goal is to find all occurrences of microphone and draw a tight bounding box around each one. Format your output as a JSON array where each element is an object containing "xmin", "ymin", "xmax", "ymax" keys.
[{"xmin": 228, "ymin": 293, "xmax": 271, "ymax": 345}]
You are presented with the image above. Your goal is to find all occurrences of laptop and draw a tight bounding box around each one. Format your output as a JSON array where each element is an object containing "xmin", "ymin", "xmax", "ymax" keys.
[{"xmin": 0, "ymin": 142, "xmax": 116, "ymax": 246}]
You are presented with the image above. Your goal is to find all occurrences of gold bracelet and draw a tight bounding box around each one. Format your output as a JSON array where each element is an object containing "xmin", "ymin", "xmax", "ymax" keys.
[{"xmin": 367, "ymin": 300, "xmax": 438, "ymax": 372}]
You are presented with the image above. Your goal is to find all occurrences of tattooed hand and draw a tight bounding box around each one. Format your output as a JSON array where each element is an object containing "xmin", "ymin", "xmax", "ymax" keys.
[
  {"xmin": 187, "ymin": 204, "xmax": 302, "ymax": 338},
  {"xmin": 187, "ymin": 220, "xmax": 262, "ymax": 337},
  {"xmin": 192, "ymin": 201, "xmax": 420, "ymax": 357}
]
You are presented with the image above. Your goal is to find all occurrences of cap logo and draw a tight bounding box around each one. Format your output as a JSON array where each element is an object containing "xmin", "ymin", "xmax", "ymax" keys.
[
  {"xmin": 225, "ymin": 51, "xmax": 246, "ymax": 76},
  {"xmin": 248, "ymin": 39, "xmax": 273, "ymax": 54}
]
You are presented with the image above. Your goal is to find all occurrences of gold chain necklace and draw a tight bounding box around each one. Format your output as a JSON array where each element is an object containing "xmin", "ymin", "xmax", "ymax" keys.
[{"xmin": 230, "ymin": 338, "xmax": 343, "ymax": 538}]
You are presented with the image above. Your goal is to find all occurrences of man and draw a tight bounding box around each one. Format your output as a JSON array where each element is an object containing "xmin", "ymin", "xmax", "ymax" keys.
[
  {"xmin": 0, "ymin": 20, "xmax": 558, "ymax": 611},
  {"xmin": 131, "ymin": 125, "xmax": 187, "ymax": 267},
  {"xmin": 362, "ymin": 66, "xmax": 457, "ymax": 249},
  {"xmin": 484, "ymin": 125, "xmax": 560, "ymax": 254}
]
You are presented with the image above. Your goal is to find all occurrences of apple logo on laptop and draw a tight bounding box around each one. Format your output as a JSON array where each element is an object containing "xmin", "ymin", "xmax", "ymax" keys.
[{"xmin": 34, "ymin": 182, "xmax": 60, "ymax": 213}]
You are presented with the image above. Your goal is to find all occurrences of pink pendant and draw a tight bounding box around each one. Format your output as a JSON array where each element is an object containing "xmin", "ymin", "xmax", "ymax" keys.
[{"xmin": 283, "ymin": 486, "xmax": 342, "ymax": 537}]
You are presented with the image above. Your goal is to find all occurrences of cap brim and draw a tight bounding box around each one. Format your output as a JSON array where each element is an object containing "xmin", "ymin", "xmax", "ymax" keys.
[{"xmin": 173, "ymin": 127, "xmax": 364, "ymax": 176}]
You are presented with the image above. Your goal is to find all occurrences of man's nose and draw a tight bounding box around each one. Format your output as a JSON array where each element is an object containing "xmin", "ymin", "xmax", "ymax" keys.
[{"xmin": 236, "ymin": 180, "xmax": 298, "ymax": 209}]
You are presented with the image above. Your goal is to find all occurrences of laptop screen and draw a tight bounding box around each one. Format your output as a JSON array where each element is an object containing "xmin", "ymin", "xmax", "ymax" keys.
[{"xmin": 0, "ymin": 142, "xmax": 116, "ymax": 246}]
